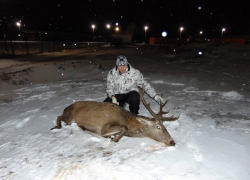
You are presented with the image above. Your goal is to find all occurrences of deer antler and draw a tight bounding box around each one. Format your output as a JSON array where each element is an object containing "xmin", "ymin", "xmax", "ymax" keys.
[
  {"xmin": 141, "ymin": 85, "xmax": 179, "ymax": 121},
  {"xmin": 141, "ymin": 85, "xmax": 158, "ymax": 119}
]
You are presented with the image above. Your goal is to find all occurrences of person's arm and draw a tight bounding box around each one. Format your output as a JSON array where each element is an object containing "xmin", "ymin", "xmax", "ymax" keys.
[
  {"xmin": 106, "ymin": 71, "xmax": 119, "ymax": 105},
  {"xmin": 106, "ymin": 70, "xmax": 116, "ymax": 98},
  {"xmin": 136, "ymin": 70, "xmax": 166, "ymax": 104},
  {"xmin": 135, "ymin": 71, "xmax": 157, "ymax": 98}
]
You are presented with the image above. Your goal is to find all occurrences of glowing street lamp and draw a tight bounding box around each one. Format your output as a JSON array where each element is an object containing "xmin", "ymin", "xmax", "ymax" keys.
[
  {"xmin": 180, "ymin": 27, "xmax": 184, "ymax": 38},
  {"xmin": 115, "ymin": 27, "xmax": 119, "ymax": 31},
  {"xmin": 162, "ymin": 31, "xmax": 167, "ymax": 37},
  {"xmin": 16, "ymin": 22, "xmax": 21, "ymax": 37},
  {"xmin": 221, "ymin": 28, "xmax": 226, "ymax": 39},
  {"xmin": 144, "ymin": 26, "xmax": 148, "ymax": 42},
  {"xmin": 200, "ymin": 31, "xmax": 203, "ymax": 38},
  {"xmin": 106, "ymin": 24, "xmax": 111, "ymax": 36},
  {"xmin": 16, "ymin": 22, "xmax": 21, "ymax": 30},
  {"xmin": 91, "ymin": 24, "xmax": 95, "ymax": 41}
]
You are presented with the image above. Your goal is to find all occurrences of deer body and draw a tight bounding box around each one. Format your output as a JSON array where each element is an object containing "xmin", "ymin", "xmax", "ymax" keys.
[
  {"xmin": 52, "ymin": 86, "xmax": 179, "ymax": 146},
  {"xmin": 52, "ymin": 101, "xmax": 176, "ymax": 146}
]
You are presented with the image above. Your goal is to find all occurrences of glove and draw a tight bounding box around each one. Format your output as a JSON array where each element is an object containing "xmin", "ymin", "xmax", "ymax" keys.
[
  {"xmin": 111, "ymin": 96, "xmax": 119, "ymax": 105},
  {"xmin": 154, "ymin": 95, "xmax": 166, "ymax": 105}
]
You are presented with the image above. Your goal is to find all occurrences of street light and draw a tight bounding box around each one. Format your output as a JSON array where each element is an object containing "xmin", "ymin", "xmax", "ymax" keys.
[
  {"xmin": 162, "ymin": 31, "xmax": 167, "ymax": 37},
  {"xmin": 106, "ymin": 24, "xmax": 111, "ymax": 36},
  {"xmin": 16, "ymin": 22, "xmax": 21, "ymax": 37},
  {"xmin": 221, "ymin": 28, "xmax": 226, "ymax": 39},
  {"xmin": 115, "ymin": 27, "xmax": 119, "ymax": 31},
  {"xmin": 180, "ymin": 27, "xmax": 184, "ymax": 38},
  {"xmin": 91, "ymin": 24, "xmax": 95, "ymax": 41},
  {"xmin": 144, "ymin": 26, "xmax": 148, "ymax": 42},
  {"xmin": 16, "ymin": 22, "xmax": 21, "ymax": 30}
]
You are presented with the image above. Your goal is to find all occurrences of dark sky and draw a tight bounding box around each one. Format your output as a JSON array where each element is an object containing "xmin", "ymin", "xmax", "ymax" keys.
[{"xmin": 0, "ymin": 0, "xmax": 249, "ymax": 39}]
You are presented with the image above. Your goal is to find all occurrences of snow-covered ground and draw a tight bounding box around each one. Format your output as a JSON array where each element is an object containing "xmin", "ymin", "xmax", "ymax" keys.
[{"xmin": 0, "ymin": 44, "xmax": 250, "ymax": 180}]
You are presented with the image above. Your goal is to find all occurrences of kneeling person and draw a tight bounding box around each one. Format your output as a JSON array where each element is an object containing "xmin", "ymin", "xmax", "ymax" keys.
[{"xmin": 104, "ymin": 55, "xmax": 165, "ymax": 114}]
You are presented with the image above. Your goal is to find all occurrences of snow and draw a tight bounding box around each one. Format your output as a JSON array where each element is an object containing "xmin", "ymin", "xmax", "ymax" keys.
[{"xmin": 0, "ymin": 44, "xmax": 250, "ymax": 180}]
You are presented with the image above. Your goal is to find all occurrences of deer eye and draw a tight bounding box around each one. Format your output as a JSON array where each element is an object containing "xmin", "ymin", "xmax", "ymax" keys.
[{"xmin": 157, "ymin": 125, "xmax": 161, "ymax": 130}]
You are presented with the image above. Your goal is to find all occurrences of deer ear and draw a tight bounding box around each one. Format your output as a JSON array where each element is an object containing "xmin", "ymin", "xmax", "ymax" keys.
[{"xmin": 136, "ymin": 117, "xmax": 154, "ymax": 126}]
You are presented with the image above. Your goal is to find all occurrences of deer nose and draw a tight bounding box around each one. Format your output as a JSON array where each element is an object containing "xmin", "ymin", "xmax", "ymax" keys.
[{"xmin": 170, "ymin": 140, "xmax": 175, "ymax": 146}]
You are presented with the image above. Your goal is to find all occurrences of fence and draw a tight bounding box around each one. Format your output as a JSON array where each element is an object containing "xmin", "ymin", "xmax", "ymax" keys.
[{"xmin": 0, "ymin": 41, "xmax": 107, "ymax": 56}]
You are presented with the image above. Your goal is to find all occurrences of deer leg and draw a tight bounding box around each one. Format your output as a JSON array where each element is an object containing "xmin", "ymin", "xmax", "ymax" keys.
[
  {"xmin": 101, "ymin": 123, "xmax": 128, "ymax": 142},
  {"xmin": 51, "ymin": 116, "xmax": 63, "ymax": 130}
]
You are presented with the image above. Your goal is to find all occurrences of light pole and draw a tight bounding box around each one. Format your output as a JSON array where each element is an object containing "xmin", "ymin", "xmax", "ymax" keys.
[
  {"xmin": 200, "ymin": 31, "xmax": 203, "ymax": 39},
  {"xmin": 106, "ymin": 24, "xmax": 111, "ymax": 37},
  {"xmin": 16, "ymin": 22, "xmax": 21, "ymax": 37},
  {"xmin": 144, "ymin": 26, "xmax": 148, "ymax": 43},
  {"xmin": 91, "ymin": 24, "xmax": 95, "ymax": 41},
  {"xmin": 221, "ymin": 28, "xmax": 226, "ymax": 39},
  {"xmin": 180, "ymin": 27, "xmax": 184, "ymax": 39},
  {"xmin": 162, "ymin": 31, "xmax": 167, "ymax": 46}
]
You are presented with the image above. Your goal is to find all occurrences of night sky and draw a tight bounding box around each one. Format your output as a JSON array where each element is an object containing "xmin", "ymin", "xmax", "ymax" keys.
[{"xmin": 0, "ymin": 0, "xmax": 249, "ymax": 39}]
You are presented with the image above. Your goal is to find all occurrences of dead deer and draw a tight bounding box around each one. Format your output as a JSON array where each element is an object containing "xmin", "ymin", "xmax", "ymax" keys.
[{"xmin": 51, "ymin": 86, "xmax": 179, "ymax": 146}]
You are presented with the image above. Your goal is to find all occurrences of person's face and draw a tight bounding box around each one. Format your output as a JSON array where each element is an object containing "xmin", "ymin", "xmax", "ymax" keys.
[{"xmin": 118, "ymin": 65, "xmax": 127, "ymax": 74}]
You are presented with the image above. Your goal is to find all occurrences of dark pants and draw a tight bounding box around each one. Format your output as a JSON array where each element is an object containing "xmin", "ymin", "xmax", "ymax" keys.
[{"xmin": 104, "ymin": 91, "xmax": 140, "ymax": 114}]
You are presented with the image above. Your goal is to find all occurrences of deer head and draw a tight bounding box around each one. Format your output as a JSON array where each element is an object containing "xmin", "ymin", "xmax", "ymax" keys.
[{"xmin": 140, "ymin": 85, "xmax": 179, "ymax": 146}]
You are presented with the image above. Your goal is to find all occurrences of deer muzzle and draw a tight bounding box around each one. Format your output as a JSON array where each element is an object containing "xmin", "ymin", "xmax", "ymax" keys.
[{"xmin": 165, "ymin": 140, "xmax": 176, "ymax": 146}]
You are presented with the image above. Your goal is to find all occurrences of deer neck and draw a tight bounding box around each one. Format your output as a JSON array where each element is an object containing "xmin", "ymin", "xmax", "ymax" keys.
[{"xmin": 123, "ymin": 114, "xmax": 148, "ymax": 137}]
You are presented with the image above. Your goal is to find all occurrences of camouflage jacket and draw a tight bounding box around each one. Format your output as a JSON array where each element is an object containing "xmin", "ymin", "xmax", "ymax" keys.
[{"xmin": 106, "ymin": 64, "xmax": 157, "ymax": 98}]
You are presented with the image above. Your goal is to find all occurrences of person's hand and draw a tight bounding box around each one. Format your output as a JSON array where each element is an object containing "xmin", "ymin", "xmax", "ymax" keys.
[
  {"xmin": 112, "ymin": 96, "xmax": 119, "ymax": 105},
  {"xmin": 154, "ymin": 95, "xmax": 166, "ymax": 105}
]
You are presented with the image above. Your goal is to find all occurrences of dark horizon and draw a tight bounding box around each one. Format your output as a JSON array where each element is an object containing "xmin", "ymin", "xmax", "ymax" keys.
[{"xmin": 0, "ymin": 0, "xmax": 249, "ymax": 40}]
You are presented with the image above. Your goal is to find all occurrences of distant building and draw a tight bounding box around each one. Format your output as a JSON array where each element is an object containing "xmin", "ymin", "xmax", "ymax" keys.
[{"xmin": 111, "ymin": 34, "xmax": 133, "ymax": 44}]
